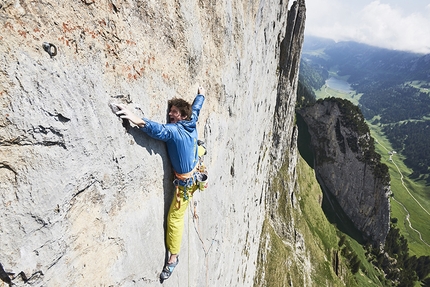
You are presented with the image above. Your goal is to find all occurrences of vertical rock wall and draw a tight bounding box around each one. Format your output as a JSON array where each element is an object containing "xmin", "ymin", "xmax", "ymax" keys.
[
  {"xmin": 298, "ymin": 99, "xmax": 390, "ymax": 246},
  {"xmin": 0, "ymin": 0, "xmax": 304, "ymax": 286},
  {"xmin": 254, "ymin": 1, "xmax": 310, "ymax": 285}
]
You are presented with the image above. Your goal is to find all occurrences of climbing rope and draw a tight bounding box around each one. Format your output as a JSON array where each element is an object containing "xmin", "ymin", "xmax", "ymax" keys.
[
  {"xmin": 188, "ymin": 196, "xmax": 218, "ymax": 287},
  {"xmin": 187, "ymin": 196, "xmax": 204, "ymax": 286}
]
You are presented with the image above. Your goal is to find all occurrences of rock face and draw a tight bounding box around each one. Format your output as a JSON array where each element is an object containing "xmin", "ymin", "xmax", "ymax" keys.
[
  {"xmin": 254, "ymin": 2, "xmax": 309, "ymax": 285},
  {"xmin": 0, "ymin": 0, "xmax": 306, "ymax": 286},
  {"xmin": 298, "ymin": 98, "xmax": 391, "ymax": 246}
]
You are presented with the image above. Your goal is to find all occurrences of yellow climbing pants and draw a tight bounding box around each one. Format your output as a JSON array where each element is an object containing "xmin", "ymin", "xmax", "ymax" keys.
[{"xmin": 166, "ymin": 184, "xmax": 198, "ymax": 255}]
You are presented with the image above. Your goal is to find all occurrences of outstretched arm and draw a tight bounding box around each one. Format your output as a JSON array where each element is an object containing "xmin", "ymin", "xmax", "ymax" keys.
[
  {"xmin": 116, "ymin": 104, "xmax": 146, "ymax": 128},
  {"xmin": 192, "ymin": 87, "xmax": 205, "ymax": 121}
]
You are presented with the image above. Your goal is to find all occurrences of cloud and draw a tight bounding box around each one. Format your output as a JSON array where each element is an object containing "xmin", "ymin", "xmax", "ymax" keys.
[
  {"xmin": 305, "ymin": 0, "xmax": 430, "ymax": 54},
  {"xmin": 357, "ymin": 1, "xmax": 430, "ymax": 53}
]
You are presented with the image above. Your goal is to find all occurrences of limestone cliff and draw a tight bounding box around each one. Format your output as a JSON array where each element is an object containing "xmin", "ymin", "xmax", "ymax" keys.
[
  {"xmin": 297, "ymin": 98, "xmax": 391, "ymax": 246},
  {"xmin": 0, "ymin": 0, "xmax": 308, "ymax": 286}
]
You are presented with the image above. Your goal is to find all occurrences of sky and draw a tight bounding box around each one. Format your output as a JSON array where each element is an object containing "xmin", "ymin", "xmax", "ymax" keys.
[{"xmin": 302, "ymin": 0, "xmax": 430, "ymax": 54}]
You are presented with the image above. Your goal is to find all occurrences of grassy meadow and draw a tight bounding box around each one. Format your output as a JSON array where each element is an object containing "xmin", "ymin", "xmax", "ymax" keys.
[
  {"xmin": 296, "ymin": 156, "xmax": 386, "ymax": 286},
  {"xmin": 255, "ymin": 155, "xmax": 386, "ymax": 286}
]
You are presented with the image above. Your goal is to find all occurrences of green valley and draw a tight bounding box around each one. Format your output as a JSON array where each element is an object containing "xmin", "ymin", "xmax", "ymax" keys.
[
  {"xmin": 315, "ymin": 82, "xmax": 430, "ymax": 256},
  {"xmin": 296, "ymin": 35, "xmax": 430, "ymax": 286}
]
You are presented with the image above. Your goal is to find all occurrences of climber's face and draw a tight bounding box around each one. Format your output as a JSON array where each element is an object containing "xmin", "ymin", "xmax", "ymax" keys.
[{"xmin": 169, "ymin": 105, "xmax": 187, "ymax": 123}]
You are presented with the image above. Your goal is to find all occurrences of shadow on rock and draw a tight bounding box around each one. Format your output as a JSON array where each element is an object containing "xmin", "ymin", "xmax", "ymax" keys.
[{"xmin": 126, "ymin": 126, "xmax": 175, "ymax": 273}]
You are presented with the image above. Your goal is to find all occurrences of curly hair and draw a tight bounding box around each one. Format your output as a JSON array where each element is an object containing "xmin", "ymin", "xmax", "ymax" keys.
[{"xmin": 168, "ymin": 98, "xmax": 192, "ymax": 120}]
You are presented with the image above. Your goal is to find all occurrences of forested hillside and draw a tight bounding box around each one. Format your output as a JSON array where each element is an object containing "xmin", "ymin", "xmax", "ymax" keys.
[{"xmin": 296, "ymin": 60, "xmax": 319, "ymax": 107}]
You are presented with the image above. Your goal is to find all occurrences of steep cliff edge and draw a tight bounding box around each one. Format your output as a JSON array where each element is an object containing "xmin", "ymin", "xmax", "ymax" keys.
[
  {"xmin": 0, "ymin": 0, "xmax": 308, "ymax": 286},
  {"xmin": 297, "ymin": 98, "xmax": 391, "ymax": 246}
]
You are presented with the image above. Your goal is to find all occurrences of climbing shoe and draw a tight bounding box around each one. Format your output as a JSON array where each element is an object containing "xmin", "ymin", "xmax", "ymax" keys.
[{"xmin": 160, "ymin": 256, "xmax": 179, "ymax": 281}]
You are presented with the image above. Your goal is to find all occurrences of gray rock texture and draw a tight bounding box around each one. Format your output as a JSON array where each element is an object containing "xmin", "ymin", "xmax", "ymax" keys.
[
  {"xmin": 0, "ymin": 0, "xmax": 306, "ymax": 286},
  {"xmin": 298, "ymin": 99, "xmax": 391, "ymax": 246}
]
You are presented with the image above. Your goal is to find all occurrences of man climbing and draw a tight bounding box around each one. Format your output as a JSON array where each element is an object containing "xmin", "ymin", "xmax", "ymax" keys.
[{"xmin": 116, "ymin": 87, "xmax": 205, "ymax": 281}]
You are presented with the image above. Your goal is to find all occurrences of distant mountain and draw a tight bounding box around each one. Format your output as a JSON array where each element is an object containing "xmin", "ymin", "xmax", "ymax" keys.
[
  {"xmin": 302, "ymin": 36, "xmax": 430, "ymax": 89},
  {"xmin": 300, "ymin": 36, "xmax": 430, "ymax": 181}
]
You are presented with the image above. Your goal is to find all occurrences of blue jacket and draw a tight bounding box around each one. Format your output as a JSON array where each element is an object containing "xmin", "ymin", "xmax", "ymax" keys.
[{"xmin": 140, "ymin": 94, "xmax": 205, "ymax": 174}]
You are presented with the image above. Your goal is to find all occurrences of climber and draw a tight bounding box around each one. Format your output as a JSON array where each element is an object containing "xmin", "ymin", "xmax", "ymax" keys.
[{"xmin": 116, "ymin": 87, "xmax": 205, "ymax": 281}]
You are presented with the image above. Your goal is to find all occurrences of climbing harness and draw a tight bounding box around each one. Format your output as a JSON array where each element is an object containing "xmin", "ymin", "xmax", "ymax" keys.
[
  {"xmin": 42, "ymin": 42, "xmax": 57, "ymax": 58},
  {"xmin": 173, "ymin": 176, "xmax": 196, "ymax": 209},
  {"xmin": 173, "ymin": 140, "xmax": 208, "ymax": 209}
]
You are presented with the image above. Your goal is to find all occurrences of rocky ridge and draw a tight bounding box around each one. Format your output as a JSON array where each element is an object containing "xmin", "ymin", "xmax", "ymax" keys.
[{"xmin": 298, "ymin": 98, "xmax": 391, "ymax": 246}]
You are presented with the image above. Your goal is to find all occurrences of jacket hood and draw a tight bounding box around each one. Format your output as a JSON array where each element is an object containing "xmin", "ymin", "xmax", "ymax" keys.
[{"xmin": 177, "ymin": 117, "xmax": 196, "ymax": 132}]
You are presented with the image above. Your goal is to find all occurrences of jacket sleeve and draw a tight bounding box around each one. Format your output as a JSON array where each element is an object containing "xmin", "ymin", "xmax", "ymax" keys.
[
  {"xmin": 140, "ymin": 118, "xmax": 173, "ymax": 142},
  {"xmin": 191, "ymin": 94, "xmax": 205, "ymax": 122}
]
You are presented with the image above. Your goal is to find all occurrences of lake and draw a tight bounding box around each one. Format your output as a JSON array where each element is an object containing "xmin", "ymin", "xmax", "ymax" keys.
[{"xmin": 326, "ymin": 77, "xmax": 352, "ymax": 93}]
